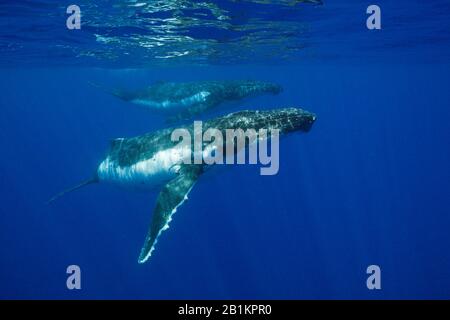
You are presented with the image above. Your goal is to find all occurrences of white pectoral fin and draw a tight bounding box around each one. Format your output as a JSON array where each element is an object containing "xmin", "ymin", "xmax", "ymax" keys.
[{"xmin": 138, "ymin": 166, "xmax": 202, "ymax": 264}]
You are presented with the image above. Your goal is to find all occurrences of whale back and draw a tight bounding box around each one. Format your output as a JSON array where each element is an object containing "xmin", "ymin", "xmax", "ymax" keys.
[
  {"xmin": 204, "ymin": 108, "xmax": 316, "ymax": 135},
  {"xmin": 106, "ymin": 108, "xmax": 315, "ymax": 168}
]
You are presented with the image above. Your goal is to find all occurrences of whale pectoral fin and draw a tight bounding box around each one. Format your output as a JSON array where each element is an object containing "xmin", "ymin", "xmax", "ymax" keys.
[{"xmin": 138, "ymin": 166, "xmax": 202, "ymax": 264}]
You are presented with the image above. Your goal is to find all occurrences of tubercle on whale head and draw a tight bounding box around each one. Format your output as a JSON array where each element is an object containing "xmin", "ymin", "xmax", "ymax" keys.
[
  {"xmin": 273, "ymin": 107, "xmax": 317, "ymax": 134},
  {"xmin": 222, "ymin": 107, "xmax": 316, "ymax": 134},
  {"xmin": 251, "ymin": 81, "xmax": 283, "ymax": 95},
  {"xmin": 235, "ymin": 80, "xmax": 281, "ymax": 93}
]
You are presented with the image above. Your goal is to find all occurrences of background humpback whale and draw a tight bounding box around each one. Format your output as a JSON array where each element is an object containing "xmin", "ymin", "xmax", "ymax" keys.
[
  {"xmin": 48, "ymin": 107, "xmax": 316, "ymax": 264},
  {"xmin": 92, "ymin": 80, "xmax": 283, "ymax": 121}
]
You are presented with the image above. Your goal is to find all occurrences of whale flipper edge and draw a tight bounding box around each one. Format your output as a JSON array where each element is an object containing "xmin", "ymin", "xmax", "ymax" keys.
[{"xmin": 138, "ymin": 166, "xmax": 202, "ymax": 264}]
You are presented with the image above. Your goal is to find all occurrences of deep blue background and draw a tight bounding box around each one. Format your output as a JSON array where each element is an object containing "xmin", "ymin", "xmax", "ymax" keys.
[
  {"xmin": 1, "ymin": 64, "xmax": 450, "ymax": 299},
  {"xmin": 1, "ymin": 0, "xmax": 450, "ymax": 299}
]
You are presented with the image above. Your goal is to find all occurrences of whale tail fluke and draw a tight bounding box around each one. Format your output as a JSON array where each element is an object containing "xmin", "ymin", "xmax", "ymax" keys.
[{"xmin": 46, "ymin": 177, "xmax": 98, "ymax": 205}]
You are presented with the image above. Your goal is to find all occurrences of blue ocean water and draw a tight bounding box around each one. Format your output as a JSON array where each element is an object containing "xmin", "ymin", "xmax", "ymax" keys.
[{"xmin": 1, "ymin": 1, "xmax": 450, "ymax": 299}]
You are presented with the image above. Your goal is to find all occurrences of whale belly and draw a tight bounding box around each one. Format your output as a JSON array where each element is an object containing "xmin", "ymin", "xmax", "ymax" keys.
[
  {"xmin": 131, "ymin": 91, "xmax": 211, "ymax": 111},
  {"xmin": 97, "ymin": 147, "xmax": 188, "ymax": 189}
]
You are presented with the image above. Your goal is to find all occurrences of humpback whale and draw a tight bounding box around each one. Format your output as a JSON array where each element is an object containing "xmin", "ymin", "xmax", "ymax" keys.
[
  {"xmin": 92, "ymin": 80, "xmax": 282, "ymax": 121},
  {"xmin": 48, "ymin": 108, "xmax": 316, "ymax": 263}
]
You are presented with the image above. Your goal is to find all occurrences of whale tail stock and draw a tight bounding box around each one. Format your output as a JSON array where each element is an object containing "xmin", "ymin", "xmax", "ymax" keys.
[{"xmin": 46, "ymin": 176, "xmax": 98, "ymax": 205}]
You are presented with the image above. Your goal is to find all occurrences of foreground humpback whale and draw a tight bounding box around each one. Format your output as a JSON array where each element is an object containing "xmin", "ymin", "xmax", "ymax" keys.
[
  {"xmin": 48, "ymin": 107, "xmax": 316, "ymax": 263},
  {"xmin": 93, "ymin": 80, "xmax": 282, "ymax": 121}
]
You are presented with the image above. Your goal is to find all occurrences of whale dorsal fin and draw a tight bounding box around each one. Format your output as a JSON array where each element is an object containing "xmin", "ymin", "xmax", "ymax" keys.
[{"xmin": 138, "ymin": 165, "xmax": 202, "ymax": 264}]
